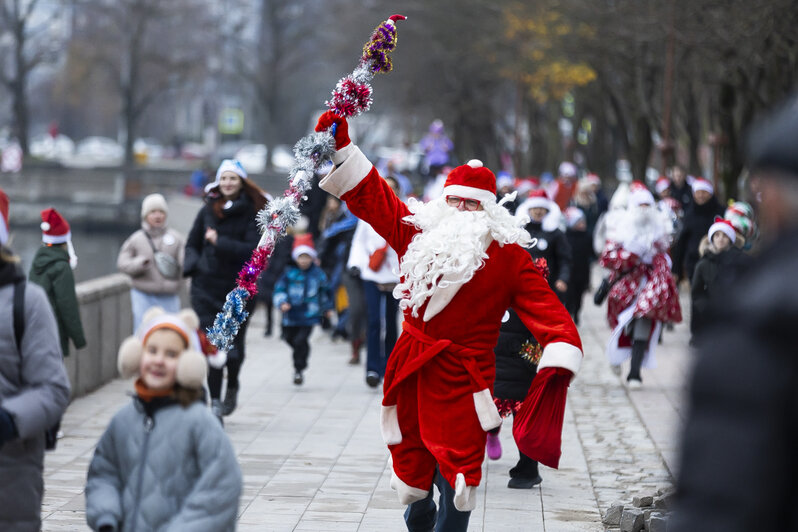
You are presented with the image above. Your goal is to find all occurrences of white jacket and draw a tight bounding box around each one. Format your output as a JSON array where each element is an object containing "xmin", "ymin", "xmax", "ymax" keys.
[{"xmin": 347, "ymin": 219, "xmax": 400, "ymax": 284}]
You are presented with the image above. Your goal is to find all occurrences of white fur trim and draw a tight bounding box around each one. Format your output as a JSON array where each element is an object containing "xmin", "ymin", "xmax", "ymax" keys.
[
  {"xmin": 380, "ymin": 405, "xmax": 403, "ymax": 445},
  {"xmin": 319, "ymin": 144, "xmax": 372, "ymax": 198},
  {"xmin": 692, "ymin": 179, "xmax": 713, "ymax": 194},
  {"xmin": 207, "ymin": 349, "xmax": 227, "ymax": 369},
  {"xmin": 390, "ymin": 469, "xmax": 429, "ymax": 505},
  {"xmin": 537, "ymin": 341, "xmax": 583, "ymax": 376},
  {"xmin": 40, "ymin": 221, "xmax": 50, "ymax": 231},
  {"xmin": 473, "ymin": 389, "xmax": 502, "ymax": 431},
  {"xmin": 453, "ymin": 473, "xmax": 477, "ymax": 512},
  {"xmin": 0, "ymin": 217, "xmax": 8, "ymax": 245},
  {"xmin": 42, "ymin": 230, "xmax": 71, "ymax": 244},
  {"xmin": 441, "ymin": 184, "xmax": 496, "ymax": 206},
  {"xmin": 523, "ymin": 197, "xmax": 551, "ymax": 210},
  {"xmin": 467, "ymin": 159, "xmax": 483, "ymax": 168},
  {"xmin": 291, "ymin": 245, "xmax": 317, "ymax": 261},
  {"xmin": 708, "ymin": 221, "xmax": 736, "ymax": 243}
]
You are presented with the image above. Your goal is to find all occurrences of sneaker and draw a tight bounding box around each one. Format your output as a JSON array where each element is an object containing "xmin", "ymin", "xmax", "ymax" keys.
[
  {"xmin": 507, "ymin": 475, "xmax": 543, "ymax": 489},
  {"xmin": 211, "ymin": 399, "xmax": 224, "ymax": 426},
  {"xmin": 293, "ymin": 371, "xmax": 304, "ymax": 385},
  {"xmin": 486, "ymin": 432, "xmax": 502, "ymax": 460},
  {"xmin": 627, "ymin": 378, "xmax": 643, "ymax": 389},
  {"xmin": 221, "ymin": 386, "xmax": 238, "ymax": 416},
  {"xmin": 366, "ymin": 371, "xmax": 381, "ymax": 388}
]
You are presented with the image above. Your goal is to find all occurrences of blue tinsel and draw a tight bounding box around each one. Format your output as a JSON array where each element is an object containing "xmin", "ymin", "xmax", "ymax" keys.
[{"xmin": 207, "ymin": 287, "xmax": 250, "ymax": 351}]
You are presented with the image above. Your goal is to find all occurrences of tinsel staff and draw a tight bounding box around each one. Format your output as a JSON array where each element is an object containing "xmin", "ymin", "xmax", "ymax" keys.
[{"xmin": 207, "ymin": 14, "xmax": 407, "ymax": 351}]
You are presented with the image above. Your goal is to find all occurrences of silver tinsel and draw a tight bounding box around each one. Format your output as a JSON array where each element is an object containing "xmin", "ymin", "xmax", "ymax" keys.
[
  {"xmin": 257, "ymin": 196, "xmax": 301, "ymax": 236},
  {"xmin": 293, "ymin": 131, "xmax": 336, "ymax": 163}
]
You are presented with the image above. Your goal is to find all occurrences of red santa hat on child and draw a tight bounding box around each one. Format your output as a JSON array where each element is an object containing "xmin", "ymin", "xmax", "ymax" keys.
[
  {"xmin": 291, "ymin": 233, "xmax": 317, "ymax": 261},
  {"xmin": 655, "ymin": 176, "xmax": 671, "ymax": 195},
  {"xmin": 708, "ymin": 216, "xmax": 736, "ymax": 244},
  {"xmin": 442, "ymin": 160, "xmax": 497, "ymax": 206},
  {"xmin": 0, "ymin": 188, "xmax": 9, "ymax": 246},
  {"xmin": 522, "ymin": 188, "xmax": 552, "ymax": 211},
  {"xmin": 118, "ymin": 307, "xmax": 207, "ymax": 389},
  {"xmin": 41, "ymin": 207, "xmax": 71, "ymax": 244},
  {"xmin": 692, "ymin": 177, "xmax": 714, "ymax": 195}
]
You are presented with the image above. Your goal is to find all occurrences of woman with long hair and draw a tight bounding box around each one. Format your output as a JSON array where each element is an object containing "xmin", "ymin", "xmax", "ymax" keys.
[{"xmin": 183, "ymin": 160, "xmax": 267, "ymax": 423}]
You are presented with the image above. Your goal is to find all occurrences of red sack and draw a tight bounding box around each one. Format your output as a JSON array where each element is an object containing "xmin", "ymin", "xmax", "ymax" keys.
[
  {"xmin": 512, "ymin": 366, "xmax": 572, "ymax": 469},
  {"xmin": 368, "ymin": 244, "xmax": 389, "ymax": 272}
]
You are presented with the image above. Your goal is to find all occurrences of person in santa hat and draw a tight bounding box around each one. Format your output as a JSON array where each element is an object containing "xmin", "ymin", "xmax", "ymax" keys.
[
  {"xmin": 671, "ymin": 177, "xmax": 725, "ymax": 284},
  {"xmin": 549, "ymin": 161, "xmax": 579, "ymax": 211},
  {"xmin": 600, "ymin": 188, "xmax": 682, "ymax": 388},
  {"xmin": 28, "ymin": 207, "xmax": 86, "ymax": 358},
  {"xmin": 563, "ymin": 206, "xmax": 594, "ymax": 325},
  {"xmin": 314, "ymin": 111, "xmax": 582, "ymax": 530},
  {"xmin": 273, "ymin": 234, "xmax": 334, "ymax": 386},
  {"xmin": 689, "ymin": 217, "xmax": 752, "ymax": 342},
  {"xmin": 515, "ymin": 189, "xmax": 572, "ymax": 303}
]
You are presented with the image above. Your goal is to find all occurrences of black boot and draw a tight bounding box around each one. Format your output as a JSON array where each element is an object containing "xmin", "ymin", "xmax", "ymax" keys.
[
  {"xmin": 221, "ymin": 386, "xmax": 238, "ymax": 416},
  {"xmin": 508, "ymin": 452, "xmax": 542, "ymax": 489},
  {"xmin": 627, "ymin": 339, "xmax": 646, "ymax": 386}
]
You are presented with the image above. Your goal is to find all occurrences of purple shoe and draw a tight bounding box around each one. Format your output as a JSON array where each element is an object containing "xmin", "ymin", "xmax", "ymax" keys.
[{"xmin": 486, "ymin": 432, "xmax": 502, "ymax": 460}]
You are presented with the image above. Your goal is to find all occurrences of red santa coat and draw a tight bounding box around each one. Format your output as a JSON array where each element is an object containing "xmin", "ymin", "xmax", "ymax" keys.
[{"xmin": 320, "ymin": 144, "xmax": 583, "ymax": 510}]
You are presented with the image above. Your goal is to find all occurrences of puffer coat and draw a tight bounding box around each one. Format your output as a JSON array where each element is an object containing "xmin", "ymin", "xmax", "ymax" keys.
[{"xmin": 86, "ymin": 397, "xmax": 242, "ymax": 532}]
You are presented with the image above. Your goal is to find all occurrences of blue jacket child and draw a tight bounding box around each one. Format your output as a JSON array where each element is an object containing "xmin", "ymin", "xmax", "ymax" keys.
[{"xmin": 273, "ymin": 234, "xmax": 333, "ymax": 384}]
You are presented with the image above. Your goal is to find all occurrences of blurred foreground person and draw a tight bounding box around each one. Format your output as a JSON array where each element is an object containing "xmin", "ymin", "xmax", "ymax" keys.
[
  {"xmin": 0, "ymin": 189, "xmax": 71, "ymax": 531},
  {"xmin": 672, "ymin": 94, "xmax": 798, "ymax": 531}
]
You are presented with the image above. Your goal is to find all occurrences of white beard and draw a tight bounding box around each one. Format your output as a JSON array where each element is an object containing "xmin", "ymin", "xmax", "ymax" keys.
[
  {"xmin": 394, "ymin": 196, "xmax": 533, "ymax": 318},
  {"xmin": 615, "ymin": 205, "xmax": 672, "ymax": 258}
]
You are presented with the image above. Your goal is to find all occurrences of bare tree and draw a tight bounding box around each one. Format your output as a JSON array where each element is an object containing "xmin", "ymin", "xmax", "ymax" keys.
[{"xmin": 0, "ymin": 0, "xmax": 65, "ymax": 155}]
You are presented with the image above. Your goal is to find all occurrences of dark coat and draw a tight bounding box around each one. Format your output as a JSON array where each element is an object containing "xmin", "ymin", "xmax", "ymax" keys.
[
  {"xmin": 690, "ymin": 245, "xmax": 751, "ymax": 336},
  {"xmin": 669, "ymin": 181, "xmax": 693, "ymax": 211},
  {"xmin": 524, "ymin": 221, "xmax": 572, "ymax": 290},
  {"xmin": 671, "ymin": 198, "xmax": 725, "ymax": 281},
  {"xmin": 565, "ymin": 228, "xmax": 593, "ymax": 288},
  {"xmin": 28, "ymin": 245, "xmax": 86, "ymax": 356},
  {"xmin": 493, "ymin": 309, "xmax": 537, "ymax": 401},
  {"xmin": 672, "ymin": 229, "xmax": 798, "ymax": 532},
  {"xmin": 183, "ymin": 193, "xmax": 260, "ymax": 328},
  {"xmin": 256, "ymin": 235, "xmax": 293, "ymax": 304}
]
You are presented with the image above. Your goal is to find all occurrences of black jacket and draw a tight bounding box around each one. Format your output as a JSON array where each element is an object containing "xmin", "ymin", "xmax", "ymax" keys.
[
  {"xmin": 672, "ymin": 229, "xmax": 798, "ymax": 531},
  {"xmin": 669, "ymin": 182, "xmax": 693, "ymax": 211},
  {"xmin": 524, "ymin": 221, "xmax": 572, "ymax": 291},
  {"xmin": 671, "ymin": 198, "xmax": 724, "ymax": 281},
  {"xmin": 493, "ymin": 309, "xmax": 537, "ymax": 401},
  {"xmin": 565, "ymin": 228, "xmax": 593, "ymax": 288},
  {"xmin": 183, "ymin": 193, "xmax": 260, "ymax": 327},
  {"xmin": 689, "ymin": 245, "xmax": 751, "ymax": 336}
]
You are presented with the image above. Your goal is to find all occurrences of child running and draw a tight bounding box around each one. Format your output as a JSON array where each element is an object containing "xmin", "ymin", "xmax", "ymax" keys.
[
  {"xmin": 85, "ymin": 307, "xmax": 242, "ymax": 531},
  {"xmin": 273, "ymin": 234, "xmax": 334, "ymax": 385}
]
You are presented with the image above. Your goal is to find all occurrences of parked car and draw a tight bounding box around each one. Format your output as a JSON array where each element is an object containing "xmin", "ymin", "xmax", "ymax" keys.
[
  {"xmin": 75, "ymin": 136, "xmax": 124, "ymax": 165},
  {"xmin": 30, "ymin": 134, "xmax": 75, "ymax": 161},
  {"xmin": 133, "ymin": 138, "xmax": 165, "ymax": 162},
  {"xmin": 234, "ymin": 143, "xmax": 268, "ymax": 174}
]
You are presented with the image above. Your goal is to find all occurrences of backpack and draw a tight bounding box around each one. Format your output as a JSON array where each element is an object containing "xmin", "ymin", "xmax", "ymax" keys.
[{"xmin": 13, "ymin": 280, "xmax": 61, "ymax": 451}]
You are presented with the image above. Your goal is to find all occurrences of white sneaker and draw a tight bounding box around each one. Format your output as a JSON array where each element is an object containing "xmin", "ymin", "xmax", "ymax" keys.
[{"xmin": 627, "ymin": 379, "xmax": 642, "ymax": 389}]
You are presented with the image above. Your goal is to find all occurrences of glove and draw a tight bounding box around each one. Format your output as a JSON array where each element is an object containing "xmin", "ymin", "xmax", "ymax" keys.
[{"xmin": 315, "ymin": 110, "xmax": 351, "ymax": 150}]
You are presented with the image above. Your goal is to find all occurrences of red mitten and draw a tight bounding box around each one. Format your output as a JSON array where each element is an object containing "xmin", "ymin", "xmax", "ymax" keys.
[
  {"xmin": 315, "ymin": 110, "xmax": 351, "ymax": 150},
  {"xmin": 511, "ymin": 366, "xmax": 572, "ymax": 469}
]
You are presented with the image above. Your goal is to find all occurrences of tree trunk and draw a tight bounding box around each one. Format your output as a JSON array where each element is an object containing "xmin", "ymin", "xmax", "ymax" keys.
[
  {"xmin": 630, "ymin": 114, "xmax": 651, "ymax": 182},
  {"xmin": 685, "ymin": 82, "xmax": 701, "ymax": 175},
  {"xmin": 13, "ymin": 25, "xmax": 29, "ymax": 155}
]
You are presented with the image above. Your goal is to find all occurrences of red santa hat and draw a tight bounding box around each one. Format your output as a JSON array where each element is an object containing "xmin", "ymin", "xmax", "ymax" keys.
[
  {"xmin": 708, "ymin": 216, "xmax": 736, "ymax": 243},
  {"xmin": 692, "ymin": 177, "xmax": 714, "ymax": 195},
  {"xmin": 0, "ymin": 187, "xmax": 8, "ymax": 246},
  {"xmin": 442, "ymin": 160, "xmax": 497, "ymax": 206},
  {"xmin": 655, "ymin": 176, "xmax": 671, "ymax": 194},
  {"xmin": 584, "ymin": 173, "xmax": 602, "ymax": 187},
  {"xmin": 523, "ymin": 189, "xmax": 552, "ymax": 210},
  {"xmin": 40, "ymin": 207, "xmax": 71, "ymax": 244},
  {"xmin": 291, "ymin": 233, "xmax": 317, "ymax": 261},
  {"xmin": 629, "ymin": 180, "xmax": 648, "ymax": 192}
]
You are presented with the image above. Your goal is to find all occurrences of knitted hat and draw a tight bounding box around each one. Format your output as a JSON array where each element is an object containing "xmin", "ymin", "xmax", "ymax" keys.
[
  {"xmin": 442, "ymin": 160, "xmax": 497, "ymax": 205},
  {"xmin": 291, "ymin": 233, "xmax": 317, "ymax": 261},
  {"xmin": 564, "ymin": 206, "xmax": 586, "ymax": 228},
  {"xmin": 0, "ymin": 188, "xmax": 8, "ymax": 246},
  {"xmin": 655, "ymin": 176, "xmax": 671, "ymax": 194},
  {"xmin": 629, "ymin": 188, "xmax": 655, "ymax": 208},
  {"xmin": 692, "ymin": 178, "xmax": 714, "ymax": 195},
  {"xmin": 205, "ymin": 158, "xmax": 248, "ymax": 193},
  {"xmin": 40, "ymin": 208, "xmax": 71, "ymax": 244},
  {"xmin": 141, "ymin": 193, "xmax": 168, "ymax": 219},
  {"xmin": 523, "ymin": 189, "xmax": 551, "ymax": 211},
  {"xmin": 708, "ymin": 216, "xmax": 736, "ymax": 244},
  {"xmin": 117, "ymin": 307, "xmax": 207, "ymax": 390},
  {"xmin": 558, "ymin": 162, "xmax": 577, "ymax": 178}
]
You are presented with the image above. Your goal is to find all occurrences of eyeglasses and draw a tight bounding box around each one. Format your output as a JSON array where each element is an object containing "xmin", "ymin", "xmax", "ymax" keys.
[{"xmin": 445, "ymin": 195, "xmax": 481, "ymax": 211}]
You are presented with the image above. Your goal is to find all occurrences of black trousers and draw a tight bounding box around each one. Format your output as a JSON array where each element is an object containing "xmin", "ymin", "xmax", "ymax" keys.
[{"xmin": 283, "ymin": 325, "xmax": 313, "ymax": 371}]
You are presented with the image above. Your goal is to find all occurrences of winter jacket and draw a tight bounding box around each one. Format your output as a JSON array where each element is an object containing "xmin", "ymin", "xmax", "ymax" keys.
[
  {"xmin": 690, "ymin": 245, "xmax": 751, "ymax": 337},
  {"xmin": 273, "ymin": 264, "xmax": 333, "ymax": 327},
  {"xmin": 183, "ymin": 193, "xmax": 260, "ymax": 328},
  {"xmin": 565, "ymin": 228, "xmax": 593, "ymax": 288},
  {"xmin": 347, "ymin": 220, "xmax": 400, "ymax": 285},
  {"xmin": 117, "ymin": 225, "xmax": 185, "ymax": 295},
  {"xmin": 86, "ymin": 397, "xmax": 242, "ymax": 532},
  {"xmin": 524, "ymin": 220, "xmax": 572, "ymax": 292},
  {"xmin": 669, "ymin": 181, "xmax": 693, "ymax": 212},
  {"xmin": 256, "ymin": 235, "xmax": 293, "ymax": 303},
  {"xmin": 493, "ymin": 309, "xmax": 537, "ymax": 401},
  {"xmin": 671, "ymin": 197, "xmax": 724, "ymax": 281},
  {"xmin": 28, "ymin": 245, "xmax": 86, "ymax": 357},
  {"xmin": 0, "ymin": 260, "xmax": 71, "ymax": 531},
  {"xmin": 672, "ymin": 228, "xmax": 798, "ymax": 531}
]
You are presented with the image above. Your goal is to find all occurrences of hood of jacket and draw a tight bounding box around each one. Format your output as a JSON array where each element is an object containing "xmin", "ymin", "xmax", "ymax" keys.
[{"xmin": 29, "ymin": 245, "xmax": 69, "ymax": 277}]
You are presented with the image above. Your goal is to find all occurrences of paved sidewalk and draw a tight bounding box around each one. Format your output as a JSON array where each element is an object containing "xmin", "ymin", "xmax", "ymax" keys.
[{"xmin": 39, "ymin": 283, "xmax": 692, "ymax": 531}]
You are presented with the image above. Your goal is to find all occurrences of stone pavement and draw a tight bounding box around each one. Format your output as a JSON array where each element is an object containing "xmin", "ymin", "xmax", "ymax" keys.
[{"xmin": 39, "ymin": 281, "xmax": 693, "ymax": 531}]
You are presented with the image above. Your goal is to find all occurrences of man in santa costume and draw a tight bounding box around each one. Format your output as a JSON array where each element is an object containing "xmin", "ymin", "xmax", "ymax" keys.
[
  {"xmin": 600, "ymin": 188, "xmax": 682, "ymax": 388},
  {"xmin": 315, "ymin": 111, "xmax": 582, "ymax": 530}
]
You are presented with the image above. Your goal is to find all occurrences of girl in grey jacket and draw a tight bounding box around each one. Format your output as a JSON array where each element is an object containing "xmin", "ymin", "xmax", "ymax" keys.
[{"xmin": 86, "ymin": 308, "xmax": 242, "ymax": 532}]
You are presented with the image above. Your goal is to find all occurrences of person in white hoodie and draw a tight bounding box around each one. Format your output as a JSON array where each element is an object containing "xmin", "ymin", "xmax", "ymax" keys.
[{"xmin": 347, "ymin": 176, "xmax": 402, "ymax": 387}]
